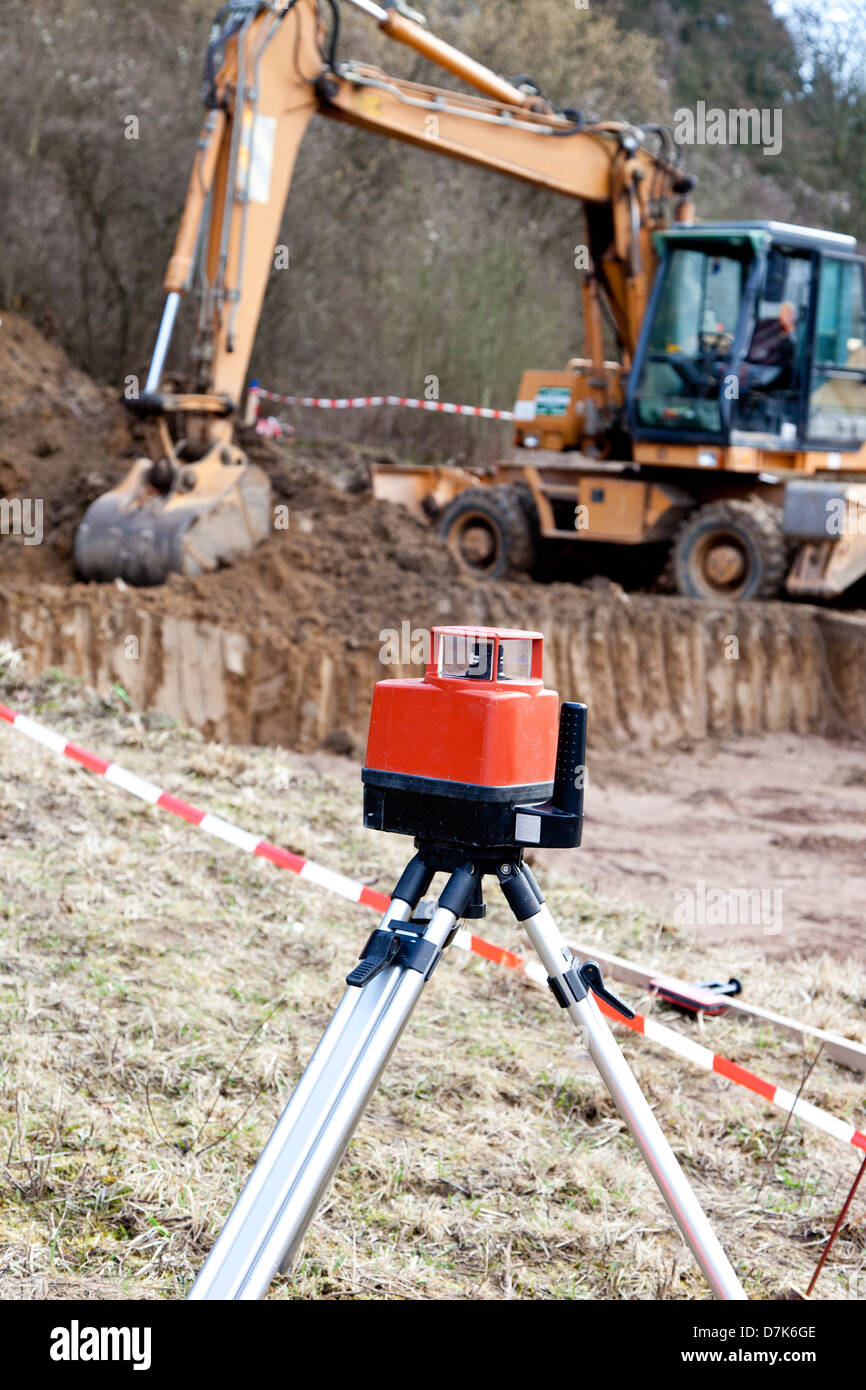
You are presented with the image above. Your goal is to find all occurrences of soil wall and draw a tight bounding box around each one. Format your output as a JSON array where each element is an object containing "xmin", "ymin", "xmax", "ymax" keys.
[{"xmin": 2, "ymin": 583, "xmax": 863, "ymax": 753}]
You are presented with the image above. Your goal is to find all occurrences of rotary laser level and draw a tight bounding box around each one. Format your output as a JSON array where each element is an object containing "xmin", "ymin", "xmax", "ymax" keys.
[
  {"xmin": 190, "ymin": 626, "xmax": 746, "ymax": 1302},
  {"xmin": 362, "ymin": 626, "xmax": 585, "ymax": 853}
]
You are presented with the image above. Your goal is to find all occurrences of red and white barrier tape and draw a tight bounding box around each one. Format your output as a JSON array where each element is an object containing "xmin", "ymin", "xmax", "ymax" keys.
[
  {"xmin": 2, "ymin": 700, "xmax": 864, "ymax": 1154},
  {"xmin": 0, "ymin": 702, "xmax": 524, "ymax": 975},
  {"xmin": 0, "ymin": 702, "xmax": 390, "ymax": 915},
  {"xmin": 591, "ymin": 997, "xmax": 866, "ymax": 1154},
  {"xmin": 250, "ymin": 385, "xmax": 515, "ymax": 422}
]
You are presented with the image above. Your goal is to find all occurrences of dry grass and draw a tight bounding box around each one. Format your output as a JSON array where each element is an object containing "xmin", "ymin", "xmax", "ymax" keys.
[{"xmin": 0, "ymin": 668, "xmax": 864, "ymax": 1301}]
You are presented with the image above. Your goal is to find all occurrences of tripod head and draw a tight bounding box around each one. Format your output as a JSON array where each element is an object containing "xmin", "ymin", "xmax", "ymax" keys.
[{"xmin": 362, "ymin": 626, "xmax": 586, "ymax": 856}]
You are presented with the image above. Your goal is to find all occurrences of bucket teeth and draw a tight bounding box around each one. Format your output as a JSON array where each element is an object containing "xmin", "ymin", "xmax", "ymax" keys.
[{"xmin": 74, "ymin": 447, "xmax": 272, "ymax": 586}]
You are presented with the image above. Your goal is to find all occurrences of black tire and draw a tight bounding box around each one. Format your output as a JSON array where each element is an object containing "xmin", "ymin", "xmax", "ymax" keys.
[
  {"xmin": 672, "ymin": 498, "xmax": 788, "ymax": 601},
  {"xmin": 440, "ymin": 484, "xmax": 536, "ymax": 579}
]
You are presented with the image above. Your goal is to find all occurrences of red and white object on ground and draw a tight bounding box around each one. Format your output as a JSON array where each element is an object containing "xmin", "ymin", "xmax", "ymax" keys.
[
  {"xmin": 647, "ymin": 972, "xmax": 740, "ymax": 1016},
  {"xmin": 568, "ymin": 940, "xmax": 866, "ymax": 1074},
  {"xmin": 2, "ymin": 699, "xmax": 864, "ymax": 1154}
]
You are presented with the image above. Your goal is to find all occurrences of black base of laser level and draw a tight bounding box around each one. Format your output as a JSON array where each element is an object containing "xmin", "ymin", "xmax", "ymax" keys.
[{"xmin": 362, "ymin": 769, "xmax": 583, "ymax": 852}]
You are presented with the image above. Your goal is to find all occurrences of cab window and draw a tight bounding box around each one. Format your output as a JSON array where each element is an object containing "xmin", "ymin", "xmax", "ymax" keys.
[
  {"xmin": 632, "ymin": 247, "xmax": 746, "ymax": 436},
  {"xmin": 732, "ymin": 248, "xmax": 812, "ymax": 442},
  {"xmin": 807, "ymin": 258, "xmax": 866, "ymax": 446}
]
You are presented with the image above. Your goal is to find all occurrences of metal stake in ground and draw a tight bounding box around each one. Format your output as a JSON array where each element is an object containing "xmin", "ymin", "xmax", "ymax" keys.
[
  {"xmin": 805, "ymin": 1151, "xmax": 866, "ymax": 1298},
  {"xmin": 189, "ymin": 626, "xmax": 746, "ymax": 1301}
]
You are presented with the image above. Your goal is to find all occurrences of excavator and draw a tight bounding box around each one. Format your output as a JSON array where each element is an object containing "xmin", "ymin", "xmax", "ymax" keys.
[{"xmin": 75, "ymin": 0, "xmax": 866, "ymax": 601}]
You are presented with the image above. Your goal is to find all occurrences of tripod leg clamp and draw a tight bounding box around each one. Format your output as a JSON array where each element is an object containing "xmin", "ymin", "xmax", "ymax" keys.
[
  {"xmin": 347, "ymin": 927, "xmax": 443, "ymax": 988},
  {"xmin": 496, "ymin": 862, "xmax": 542, "ymax": 919},
  {"xmin": 547, "ymin": 959, "xmax": 635, "ymax": 1020},
  {"xmin": 547, "ymin": 964, "xmax": 588, "ymax": 1010}
]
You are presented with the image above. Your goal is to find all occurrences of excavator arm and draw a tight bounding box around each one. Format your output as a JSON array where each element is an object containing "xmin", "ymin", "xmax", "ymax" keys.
[
  {"xmin": 75, "ymin": 0, "xmax": 694, "ymax": 585},
  {"xmin": 318, "ymin": 66, "xmax": 691, "ymax": 356}
]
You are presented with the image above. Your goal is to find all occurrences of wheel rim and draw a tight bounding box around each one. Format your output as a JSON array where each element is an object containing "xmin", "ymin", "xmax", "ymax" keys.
[
  {"xmin": 690, "ymin": 528, "xmax": 752, "ymax": 597},
  {"xmin": 447, "ymin": 512, "xmax": 502, "ymax": 575}
]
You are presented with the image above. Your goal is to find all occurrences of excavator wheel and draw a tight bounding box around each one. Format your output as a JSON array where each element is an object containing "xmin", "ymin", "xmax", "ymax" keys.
[
  {"xmin": 440, "ymin": 484, "xmax": 536, "ymax": 580},
  {"xmin": 671, "ymin": 498, "xmax": 788, "ymax": 601},
  {"xmin": 74, "ymin": 442, "xmax": 272, "ymax": 586}
]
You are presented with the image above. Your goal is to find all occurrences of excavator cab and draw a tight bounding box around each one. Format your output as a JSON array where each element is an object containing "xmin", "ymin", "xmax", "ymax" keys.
[{"xmin": 628, "ymin": 221, "xmax": 866, "ymax": 456}]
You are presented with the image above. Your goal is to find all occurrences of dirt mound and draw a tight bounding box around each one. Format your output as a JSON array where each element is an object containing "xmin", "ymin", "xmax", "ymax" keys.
[
  {"xmin": 157, "ymin": 443, "xmax": 493, "ymax": 643},
  {"xmin": 0, "ymin": 311, "xmax": 132, "ymax": 582},
  {"xmin": 0, "ymin": 309, "xmax": 488, "ymax": 635}
]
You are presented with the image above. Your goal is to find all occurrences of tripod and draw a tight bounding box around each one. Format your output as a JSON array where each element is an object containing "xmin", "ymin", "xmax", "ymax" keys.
[{"xmin": 189, "ymin": 846, "xmax": 747, "ymax": 1301}]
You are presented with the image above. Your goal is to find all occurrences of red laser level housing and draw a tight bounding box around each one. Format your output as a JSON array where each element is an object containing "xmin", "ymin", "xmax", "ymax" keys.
[{"xmin": 362, "ymin": 627, "xmax": 586, "ymax": 852}]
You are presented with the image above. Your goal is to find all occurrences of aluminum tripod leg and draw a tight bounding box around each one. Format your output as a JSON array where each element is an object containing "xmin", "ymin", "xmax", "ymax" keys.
[
  {"xmin": 189, "ymin": 857, "xmax": 474, "ymax": 1300},
  {"xmin": 189, "ymin": 845, "xmax": 744, "ymax": 1301},
  {"xmin": 506, "ymin": 873, "xmax": 746, "ymax": 1301}
]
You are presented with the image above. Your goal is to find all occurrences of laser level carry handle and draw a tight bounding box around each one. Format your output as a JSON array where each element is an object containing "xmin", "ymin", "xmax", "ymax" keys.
[
  {"xmin": 513, "ymin": 700, "xmax": 587, "ymax": 850},
  {"xmin": 552, "ymin": 701, "xmax": 587, "ymax": 817}
]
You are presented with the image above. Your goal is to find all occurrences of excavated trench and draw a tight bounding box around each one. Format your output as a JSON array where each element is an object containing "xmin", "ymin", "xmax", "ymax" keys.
[{"xmin": 1, "ymin": 581, "xmax": 864, "ymax": 754}]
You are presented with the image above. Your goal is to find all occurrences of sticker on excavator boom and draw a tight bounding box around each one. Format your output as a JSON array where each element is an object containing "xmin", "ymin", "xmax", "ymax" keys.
[
  {"xmin": 237, "ymin": 112, "xmax": 276, "ymax": 205},
  {"xmin": 357, "ymin": 90, "xmax": 384, "ymax": 117}
]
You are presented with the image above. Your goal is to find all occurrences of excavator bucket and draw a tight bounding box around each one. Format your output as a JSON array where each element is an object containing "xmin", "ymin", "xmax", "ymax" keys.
[{"xmin": 74, "ymin": 443, "xmax": 272, "ymax": 586}]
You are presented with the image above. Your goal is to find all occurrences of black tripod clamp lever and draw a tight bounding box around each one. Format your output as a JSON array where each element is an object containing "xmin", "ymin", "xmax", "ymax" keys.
[
  {"xmin": 548, "ymin": 957, "xmax": 635, "ymax": 1020},
  {"xmin": 346, "ymin": 926, "xmax": 444, "ymax": 988},
  {"xmin": 578, "ymin": 961, "xmax": 635, "ymax": 1019},
  {"xmin": 346, "ymin": 930, "xmax": 403, "ymax": 987}
]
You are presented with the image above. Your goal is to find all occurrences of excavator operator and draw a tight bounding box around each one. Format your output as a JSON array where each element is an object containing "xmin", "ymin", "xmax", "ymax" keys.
[{"xmin": 742, "ymin": 300, "xmax": 797, "ymax": 391}]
